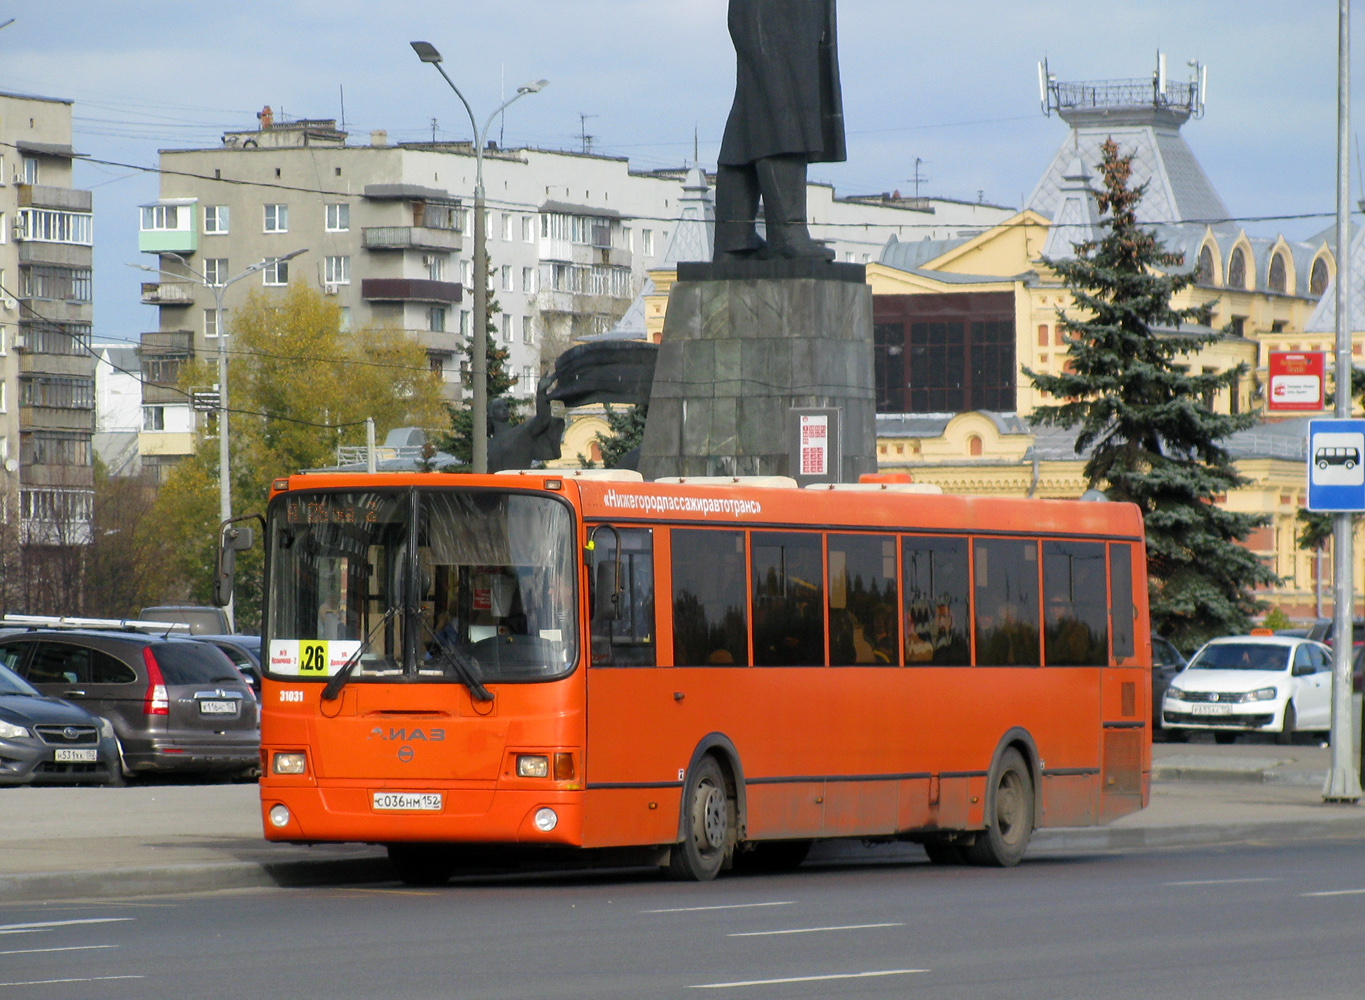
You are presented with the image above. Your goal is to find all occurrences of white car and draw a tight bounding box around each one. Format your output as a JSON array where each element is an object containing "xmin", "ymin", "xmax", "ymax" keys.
[{"xmin": 1161, "ymin": 635, "xmax": 1334, "ymax": 745}]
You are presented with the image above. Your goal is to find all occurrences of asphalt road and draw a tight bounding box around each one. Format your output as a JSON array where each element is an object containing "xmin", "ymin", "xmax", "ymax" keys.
[{"xmin": 4, "ymin": 838, "xmax": 1365, "ymax": 999}]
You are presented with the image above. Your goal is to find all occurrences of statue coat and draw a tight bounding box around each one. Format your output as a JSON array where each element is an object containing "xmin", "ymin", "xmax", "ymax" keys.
[{"xmin": 718, "ymin": 0, "xmax": 845, "ymax": 167}]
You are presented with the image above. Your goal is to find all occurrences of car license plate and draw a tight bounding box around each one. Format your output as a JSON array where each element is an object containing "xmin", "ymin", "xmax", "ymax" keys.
[
  {"xmin": 372, "ymin": 792, "xmax": 443, "ymax": 812},
  {"xmin": 1191, "ymin": 703, "xmax": 1233, "ymax": 715},
  {"xmin": 198, "ymin": 700, "xmax": 239, "ymax": 716},
  {"xmin": 54, "ymin": 748, "xmax": 97, "ymax": 762}
]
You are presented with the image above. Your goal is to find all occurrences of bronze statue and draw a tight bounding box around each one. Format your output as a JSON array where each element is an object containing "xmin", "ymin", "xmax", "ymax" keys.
[
  {"xmin": 714, "ymin": 0, "xmax": 845, "ymax": 262},
  {"xmin": 487, "ymin": 376, "xmax": 566, "ymax": 473}
]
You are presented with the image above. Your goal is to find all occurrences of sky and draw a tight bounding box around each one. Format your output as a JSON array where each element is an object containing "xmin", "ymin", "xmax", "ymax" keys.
[{"xmin": 0, "ymin": 0, "xmax": 1357, "ymax": 340}]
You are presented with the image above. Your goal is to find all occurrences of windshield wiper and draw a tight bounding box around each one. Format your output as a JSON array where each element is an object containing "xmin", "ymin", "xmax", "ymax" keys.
[
  {"xmin": 322, "ymin": 607, "xmax": 399, "ymax": 702},
  {"xmin": 419, "ymin": 618, "xmax": 493, "ymax": 703}
]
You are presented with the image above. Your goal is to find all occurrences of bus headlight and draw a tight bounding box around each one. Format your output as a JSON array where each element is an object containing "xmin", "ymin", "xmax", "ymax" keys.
[
  {"xmin": 517, "ymin": 755, "xmax": 550, "ymax": 778},
  {"xmin": 534, "ymin": 807, "xmax": 558, "ymax": 832},
  {"xmin": 268, "ymin": 804, "xmax": 291, "ymax": 828},
  {"xmin": 273, "ymin": 752, "xmax": 307, "ymax": 775}
]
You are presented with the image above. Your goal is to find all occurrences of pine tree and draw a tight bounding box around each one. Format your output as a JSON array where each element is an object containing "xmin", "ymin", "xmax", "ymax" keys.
[
  {"xmin": 442, "ymin": 257, "xmax": 520, "ymax": 465},
  {"xmin": 595, "ymin": 403, "xmax": 649, "ymax": 468},
  {"xmin": 1025, "ymin": 138, "xmax": 1276, "ymax": 651}
]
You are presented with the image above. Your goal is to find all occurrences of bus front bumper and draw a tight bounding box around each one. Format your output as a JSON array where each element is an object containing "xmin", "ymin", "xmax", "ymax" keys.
[{"xmin": 259, "ymin": 783, "xmax": 583, "ymax": 846}]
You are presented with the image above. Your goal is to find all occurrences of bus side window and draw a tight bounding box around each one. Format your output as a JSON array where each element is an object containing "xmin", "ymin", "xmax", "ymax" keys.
[
  {"xmin": 751, "ymin": 531, "xmax": 824, "ymax": 667},
  {"xmin": 1109, "ymin": 543, "xmax": 1135, "ymax": 661},
  {"xmin": 973, "ymin": 538, "xmax": 1041, "ymax": 666},
  {"xmin": 672, "ymin": 529, "xmax": 749, "ymax": 667},
  {"xmin": 1042, "ymin": 541, "xmax": 1109, "ymax": 666},
  {"xmin": 589, "ymin": 528, "xmax": 656, "ymax": 667},
  {"xmin": 828, "ymin": 533, "xmax": 898, "ymax": 666},
  {"xmin": 902, "ymin": 536, "xmax": 970, "ymax": 665}
]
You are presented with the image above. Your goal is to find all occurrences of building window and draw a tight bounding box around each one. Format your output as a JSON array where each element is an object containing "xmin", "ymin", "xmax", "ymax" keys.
[
  {"xmin": 522, "ymin": 364, "xmax": 534, "ymax": 384},
  {"xmin": 522, "ymin": 316, "xmax": 534, "ymax": 344},
  {"xmin": 430, "ymin": 356, "xmax": 444, "ymax": 376},
  {"xmin": 21, "ymin": 157, "xmax": 39, "ymax": 185},
  {"xmin": 18, "ymin": 208, "xmax": 92, "ymax": 245},
  {"xmin": 1311, "ymin": 258, "xmax": 1330, "ymax": 297},
  {"xmin": 428, "ymin": 307, "xmax": 446, "ymax": 333},
  {"xmin": 19, "ymin": 266, "xmax": 92, "ymax": 302},
  {"xmin": 263, "ymin": 204, "xmax": 288, "ymax": 233},
  {"xmin": 21, "ymin": 432, "xmax": 92, "ymax": 468},
  {"xmin": 143, "ymin": 406, "xmax": 165, "ymax": 431},
  {"xmin": 459, "ymin": 310, "xmax": 471, "ymax": 337},
  {"xmin": 502, "ymin": 315, "xmax": 513, "ymax": 343},
  {"xmin": 204, "ymin": 205, "xmax": 229, "ymax": 234},
  {"xmin": 1037, "ymin": 324, "xmax": 1048, "ymax": 347},
  {"xmin": 967, "ymin": 434, "xmax": 983, "ymax": 456},
  {"xmin": 642, "ymin": 229, "xmax": 654, "ymax": 256},
  {"xmin": 1268, "ymin": 252, "xmax": 1288, "ymax": 294},
  {"xmin": 427, "ymin": 255, "xmax": 446, "ymax": 281},
  {"xmin": 460, "ymin": 259, "xmax": 473, "ymax": 286},
  {"xmin": 624, "ymin": 227, "xmax": 633, "ymax": 252},
  {"xmin": 263, "ymin": 257, "xmax": 290, "ymax": 285},
  {"xmin": 501, "ymin": 265, "xmax": 513, "ymax": 292},
  {"xmin": 325, "ymin": 203, "xmax": 349, "ymax": 232},
  {"xmin": 141, "ymin": 355, "xmax": 185, "ymax": 385},
  {"xmin": 1196, "ymin": 244, "xmax": 1215, "ymax": 284},
  {"xmin": 522, "ymin": 267, "xmax": 535, "ymax": 293},
  {"xmin": 522, "ymin": 216, "xmax": 534, "ymax": 242},
  {"xmin": 20, "ymin": 321, "xmax": 90, "ymax": 356},
  {"xmin": 324, "ymin": 255, "xmax": 350, "ymax": 285},
  {"xmin": 1227, "ymin": 247, "xmax": 1247, "ymax": 289},
  {"xmin": 203, "ymin": 258, "xmax": 228, "ymax": 286},
  {"xmin": 205, "ymin": 308, "xmax": 227, "ymax": 338},
  {"xmin": 20, "ymin": 376, "xmax": 95, "ymax": 409},
  {"xmin": 140, "ymin": 204, "xmax": 179, "ymax": 231},
  {"xmin": 501, "ymin": 214, "xmax": 512, "ymax": 241},
  {"xmin": 339, "ymin": 307, "xmax": 351, "ymax": 332}
]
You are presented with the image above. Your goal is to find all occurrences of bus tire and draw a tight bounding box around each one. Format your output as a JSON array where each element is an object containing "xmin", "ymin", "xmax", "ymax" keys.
[
  {"xmin": 733, "ymin": 839, "xmax": 812, "ymax": 873},
  {"xmin": 922, "ymin": 839, "xmax": 967, "ymax": 865},
  {"xmin": 388, "ymin": 843, "xmax": 456, "ymax": 886},
  {"xmin": 966, "ymin": 748, "xmax": 1034, "ymax": 867},
  {"xmin": 666, "ymin": 755, "xmax": 733, "ymax": 881}
]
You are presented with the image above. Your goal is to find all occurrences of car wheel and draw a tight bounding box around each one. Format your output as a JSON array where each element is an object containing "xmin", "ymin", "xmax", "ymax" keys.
[
  {"xmin": 388, "ymin": 843, "xmax": 456, "ymax": 886},
  {"xmin": 1214, "ymin": 731, "xmax": 1238, "ymax": 745},
  {"xmin": 966, "ymin": 748, "xmax": 1035, "ymax": 868},
  {"xmin": 665, "ymin": 755, "xmax": 733, "ymax": 881},
  {"xmin": 1275, "ymin": 703, "xmax": 1296, "ymax": 746}
]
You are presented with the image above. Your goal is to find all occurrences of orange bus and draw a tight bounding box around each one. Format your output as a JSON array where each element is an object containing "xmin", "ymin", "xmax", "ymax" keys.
[{"xmin": 234, "ymin": 470, "xmax": 1151, "ymax": 884}]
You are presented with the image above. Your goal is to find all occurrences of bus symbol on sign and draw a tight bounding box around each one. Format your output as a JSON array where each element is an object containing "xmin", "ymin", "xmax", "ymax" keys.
[
  {"xmin": 1308, "ymin": 421, "xmax": 1365, "ymax": 511},
  {"xmin": 1315, "ymin": 446, "xmax": 1360, "ymax": 471}
]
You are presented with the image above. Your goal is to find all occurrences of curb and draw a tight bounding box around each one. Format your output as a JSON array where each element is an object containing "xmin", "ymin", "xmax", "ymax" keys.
[{"xmin": 1153, "ymin": 767, "xmax": 1325, "ymax": 788}]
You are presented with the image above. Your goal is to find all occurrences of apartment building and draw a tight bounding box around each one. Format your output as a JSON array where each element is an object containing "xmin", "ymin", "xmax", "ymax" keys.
[
  {"xmin": 0, "ymin": 91, "xmax": 96, "ymax": 549},
  {"xmin": 138, "ymin": 111, "xmax": 1015, "ymax": 473}
]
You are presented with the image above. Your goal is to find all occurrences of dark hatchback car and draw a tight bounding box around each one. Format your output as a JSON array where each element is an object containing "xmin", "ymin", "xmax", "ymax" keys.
[
  {"xmin": 0, "ymin": 662, "xmax": 120, "ymax": 785},
  {"xmin": 0, "ymin": 630, "xmax": 259, "ymax": 778},
  {"xmin": 198, "ymin": 635, "xmax": 261, "ymax": 696},
  {"xmin": 1151, "ymin": 635, "xmax": 1186, "ymax": 730}
]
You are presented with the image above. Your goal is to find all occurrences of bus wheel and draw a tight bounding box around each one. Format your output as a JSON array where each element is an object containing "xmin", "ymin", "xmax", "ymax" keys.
[
  {"xmin": 966, "ymin": 748, "xmax": 1034, "ymax": 867},
  {"xmin": 734, "ymin": 839, "xmax": 813, "ymax": 874},
  {"xmin": 388, "ymin": 843, "xmax": 456, "ymax": 886},
  {"xmin": 666, "ymin": 756, "xmax": 732, "ymax": 881},
  {"xmin": 922, "ymin": 840, "xmax": 967, "ymax": 865}
]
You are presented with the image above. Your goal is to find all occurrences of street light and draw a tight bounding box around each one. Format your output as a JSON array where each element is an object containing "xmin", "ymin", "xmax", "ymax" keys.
[
  {"xmin": 411, "ymin": 40, "xmax": 549, "ymax": 473},
  {"xmin": 132, "ymin": 248, "xmax": 307, "ymax": 629}
]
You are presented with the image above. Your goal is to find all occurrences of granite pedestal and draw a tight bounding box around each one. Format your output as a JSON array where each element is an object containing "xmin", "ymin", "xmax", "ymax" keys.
[{"xmin": 638, "ymin": 263, "xmax": 875, "ymax": 482}]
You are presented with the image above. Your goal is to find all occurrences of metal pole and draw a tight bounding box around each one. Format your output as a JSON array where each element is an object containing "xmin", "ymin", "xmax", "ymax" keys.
[
  {"xmin": 472, "ymin": 154, "xmax": 488, "ymax": 474},
  {"xmin": 366, "ymin": 417, "xmax": 376, "ymax": 474},
  {"xmin": 1325, "ymin": 0, "xmax": 1361, "ymax": 802},
  {"xmin": 214, "ymin": 282, "xmax": 234, "ymax": 633}
]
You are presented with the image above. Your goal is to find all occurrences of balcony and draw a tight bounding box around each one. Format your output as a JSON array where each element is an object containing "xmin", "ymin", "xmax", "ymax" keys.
[
  {"xmin": 362, "ymin": 226, "xmax": 462, "ymax": 253},
  {"xmin": 360, "ymin": 278, "xmax": 462, "ymax": 304},
  {"xmin": 141, "ymin": 281, "xmax": 196, "ymax": 307}
]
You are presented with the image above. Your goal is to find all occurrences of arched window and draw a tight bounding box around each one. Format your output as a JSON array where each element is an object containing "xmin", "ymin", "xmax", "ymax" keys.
[
  {"xmin": 967, "ymin": 435, "xmax": 983, "ymax": 457},
  {"xmin": 1268, "ymin": 252, "xmax": 1287, "ymax": 294},
  {"xmin": 1227, "ymin": 247, "xmax": 1247, "ymax": 289},
  {"xmin": 1196, "ymin": 244, "xmax": 1215, "ymax": 284},
  {"xmin": 1311, "ymin": 257, "xmax": 1330, "ymax": 297}
]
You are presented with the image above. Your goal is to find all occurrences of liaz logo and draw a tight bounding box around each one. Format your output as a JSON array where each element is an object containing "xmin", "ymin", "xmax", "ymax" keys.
[{"xmin": 368, "ymin": 727, "xmax": 445, "ymax": 743}]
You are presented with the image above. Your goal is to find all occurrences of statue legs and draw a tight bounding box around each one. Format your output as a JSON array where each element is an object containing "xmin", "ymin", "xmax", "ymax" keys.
[{"xmin": 714, "ymin": 155, "xmax": 834, "ymax": 262}]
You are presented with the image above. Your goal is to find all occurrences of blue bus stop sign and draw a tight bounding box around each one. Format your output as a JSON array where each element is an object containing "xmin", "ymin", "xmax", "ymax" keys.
[{"xmin": 1308, "ymin": 419, "xmax": 1365, "ymax": 511}]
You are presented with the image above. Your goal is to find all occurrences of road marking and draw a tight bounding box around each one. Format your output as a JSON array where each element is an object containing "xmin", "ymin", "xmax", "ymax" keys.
[
  {"xmin": 644, "ymin": 901, "xmax": 795, "ymax": 914},
  {"xmin": 0, "ymin": 975, "xmax": 144, "ymax": 988},
  {"xmin": 691, "ymin": 969, "xmax": 927, "ymax": 989},
  {"xmin": 728, "ymin": 922, "xmax": 904, "ymax": 937},
  {"xmin": 1164, "ymin": 878, "xmax": 1283, "ymax": 886},
  {"xmin": 0, "ymin": 918, "xmax": 133, "ymax": 933},
  {"xmin": 0, "ymin": 945, "xmax": 118, "ymax": 957},
  {"xmin": 0, "ymin": 931, "xmax": 47, "ymax": 938},
  {"xmin": 1303, "ymin": 888, "xmax": 1365, "ymax": 897}
]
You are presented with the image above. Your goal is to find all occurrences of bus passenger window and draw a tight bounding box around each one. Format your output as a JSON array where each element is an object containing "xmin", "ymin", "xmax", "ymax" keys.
[
  {"xmin": 1043, "ymin": 542, "xmax": 1108, "ymax": 665},
  {"xmin": 828, "ymin": 534, "xmax": 898, "ymax": 666},
  {"xmin": 973, "ymin": 539, "xmax": 1041, "ymax": 666},
  {"xmin": 902, "ymin": 537, "xmax": 970, "ymax": 665},
  {"xmin": 589, "ymin": 528, "xmax": 656, "ymax": 667},
  {"xmin": 672, "ymin": 529, "xmax": 749, "ymax": 667},
  {"xmin": 1109, "ymin": 543, "xmax": 1135, "ymax": 660},
  {"xmin": 751, "ymin": 532, "xmax": 825, "ymax": 666}
]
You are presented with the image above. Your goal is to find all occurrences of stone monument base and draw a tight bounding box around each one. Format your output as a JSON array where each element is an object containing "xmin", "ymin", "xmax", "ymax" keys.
[{"xmin": 638, "ymin": 270, "xmax": 875, "ymax": 482}]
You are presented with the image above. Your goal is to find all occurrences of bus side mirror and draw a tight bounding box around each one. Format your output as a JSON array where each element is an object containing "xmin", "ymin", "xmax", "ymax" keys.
[
  {"xmin": 213, "ymin": 523, "xmax": 255, "ymax": 608},
  {"xmin": 593, "ymin": 559, "xmax": 624, "ymax": 622}
]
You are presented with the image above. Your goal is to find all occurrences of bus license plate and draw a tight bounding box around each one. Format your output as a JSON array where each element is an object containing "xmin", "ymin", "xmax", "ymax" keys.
[
  {"xmin": 54, "ymin": 748, "xmax": 98, "ymax": 762},
  {"xmin": 199, "ymin": 700, "xmax": 239, "ymax": 716},
  {"xmin": 1190, "ymin": 703, "xmax": 1233, "ymax": 715},
  {"xmin": 372, "ymin": 792, "xmax": 443, "ymax": 812}
]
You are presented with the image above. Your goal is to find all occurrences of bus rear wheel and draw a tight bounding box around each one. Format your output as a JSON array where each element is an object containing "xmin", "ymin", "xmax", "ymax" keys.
[
  {"xmin": 966, "ymin": 748, "xmax": 1034, "ymax": 867},
  {"xmin": 666, "ymin": 756, "xmax": 733, "ymax": 881},
  {"xmin": 388, "ymin": 843, "xmax": 456, "ymax": 886}
]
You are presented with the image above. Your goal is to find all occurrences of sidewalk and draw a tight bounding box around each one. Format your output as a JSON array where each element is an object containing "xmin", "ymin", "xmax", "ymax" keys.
[{"xmin": 3, "ymin": 758, "xmax": 1364, "ymax": 903}]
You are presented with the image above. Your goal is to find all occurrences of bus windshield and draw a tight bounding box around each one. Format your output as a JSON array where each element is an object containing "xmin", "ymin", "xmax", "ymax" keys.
[{"xmin": 266, "ymin": 489, "xmax": 578, "ymax": 683}]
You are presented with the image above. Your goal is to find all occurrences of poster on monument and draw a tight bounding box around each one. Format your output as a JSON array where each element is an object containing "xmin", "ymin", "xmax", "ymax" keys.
[{"xmin": 800, "ymin": 415, "xmax": 829, "ymax": 476}]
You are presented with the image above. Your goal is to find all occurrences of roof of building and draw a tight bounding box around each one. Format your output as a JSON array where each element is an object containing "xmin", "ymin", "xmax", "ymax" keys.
[
  {"xmin": 879, "ymin": 236, "xmax": 971, "ymax": 272},
  {"xmin": 1305, "ymin": 224, "xmax": 1365, "ymax": 332},
  {"xmin": 0, "ymin": 90, "xmax": 72, "ymax": 106},
  {"xmin": 362, "ymin": 183, "xmax": 456, "ymax": 202},
  {"xmin": 15, "ymin": 140, "xmax": 81, "ymax": 158},
  {"xmin": 1039, "ymin": 156, "xmax": 1102, "ymax": 261}
]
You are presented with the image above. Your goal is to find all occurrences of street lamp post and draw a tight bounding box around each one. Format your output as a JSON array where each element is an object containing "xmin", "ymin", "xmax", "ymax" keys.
[
  {"xmin": 411, "ymin": 40, "xmax": 547, "ymax": 474},
  {"xmin": 134, "ymin": 249, "xmax": 307, "ymax": 630}
]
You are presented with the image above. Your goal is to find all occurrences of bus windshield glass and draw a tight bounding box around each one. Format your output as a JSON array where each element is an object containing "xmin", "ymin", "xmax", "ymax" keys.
[{"xmin": 266, "ymin": 489, "xmax": 578, "ymax": 683}]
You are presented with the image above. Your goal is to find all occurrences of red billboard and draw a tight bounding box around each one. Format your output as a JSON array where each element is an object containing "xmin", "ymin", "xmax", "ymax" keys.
[{"xmin": 1267, "ymin": 351, "xmax": 1325, "ymax": 412}]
